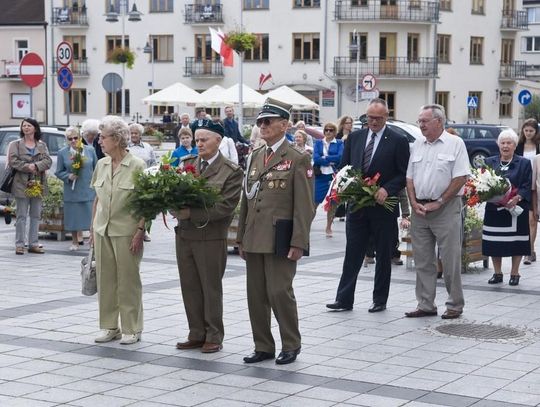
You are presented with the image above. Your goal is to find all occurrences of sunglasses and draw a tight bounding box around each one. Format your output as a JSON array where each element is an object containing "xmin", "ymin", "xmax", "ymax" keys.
[
  {"xmin": 256, "ymin": 118, "xmax": 275, "ymax": 127},
  {"xmin": 324, "ymin": 128, "xmax": 335, "ymax": 133},
  {"xmin": 67, "ymin": 137, "xmax": 79, "ymax": 141}
]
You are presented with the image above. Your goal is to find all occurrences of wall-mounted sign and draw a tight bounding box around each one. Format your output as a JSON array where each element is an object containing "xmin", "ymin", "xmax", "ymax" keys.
[{"xmin": 11, "ymin": 93, "xmax": 30, "ymax": 118}]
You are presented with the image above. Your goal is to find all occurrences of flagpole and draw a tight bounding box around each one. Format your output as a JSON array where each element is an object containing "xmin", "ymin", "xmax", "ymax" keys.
[{"xmin": 238, "ymin": 4, "xmax": 244, "ymax": 135}]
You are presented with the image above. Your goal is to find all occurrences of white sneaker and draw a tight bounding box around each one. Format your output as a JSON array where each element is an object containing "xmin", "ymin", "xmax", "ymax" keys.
[
  {"xmin": 120, "ymin": 333, "xmax": 141, "ymax": 345},
  {"xmin": 69, "ymin": 244, "xmax": 79, "ymax": 251},
  {"xmin": 94, "ymin": 329, "xmax": 121, "ymax": 343}
]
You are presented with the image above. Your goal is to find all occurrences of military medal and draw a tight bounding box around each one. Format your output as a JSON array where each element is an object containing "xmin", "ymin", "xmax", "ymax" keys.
[
  {"xmin": 268, "ymin": 181, "xmax": 275, "ymax": 189},
  {"xmin": 266, "ymin": 172, "xmax": 273, "ymax": 179},
  {"xmin": 280, "ymin": 181, "xmax": 286, "ymax": 189}
]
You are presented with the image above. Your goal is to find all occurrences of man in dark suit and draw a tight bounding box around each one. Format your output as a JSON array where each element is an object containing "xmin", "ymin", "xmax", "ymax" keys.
[
  {"xmin": 326, "ymin": 98, "xmax": 410, "ymax": 313},
  {"xmin": 223, "ymin": 106, "xmax": 249, "ymax": 144},
  {"xmin": 174, "ymin": 120, "xmax": 243, "ymax": 353}
]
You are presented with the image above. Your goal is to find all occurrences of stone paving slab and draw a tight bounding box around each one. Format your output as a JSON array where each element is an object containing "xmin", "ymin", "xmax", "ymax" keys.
[{"xmin": 1, "ymin": 210, "xmax": 540, "ymax": 406}]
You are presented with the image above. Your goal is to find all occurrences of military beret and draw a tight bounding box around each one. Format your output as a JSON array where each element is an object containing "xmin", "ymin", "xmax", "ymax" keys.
[
  {"xmin": 193, "ymin": 119, "xmax": 224, "ymax": 137},
  {"xmin": 256, "ymin": 97, "xmax": 292, "ymax": 121}
]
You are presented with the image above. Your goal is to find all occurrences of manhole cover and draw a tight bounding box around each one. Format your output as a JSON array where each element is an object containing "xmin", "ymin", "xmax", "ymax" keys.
[{"xmin": 435, "ymin": 323, "xmax": 526, "ymax": 340}]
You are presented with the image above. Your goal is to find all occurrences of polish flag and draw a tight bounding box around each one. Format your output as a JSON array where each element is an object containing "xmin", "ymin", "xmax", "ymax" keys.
[
  {"xmin": 258, "ymin": 72, "xmax": 273, "ymax": 90},
  {"xmin": 209, "ymin": 27, "xmax": 233, "ymax": 67}
]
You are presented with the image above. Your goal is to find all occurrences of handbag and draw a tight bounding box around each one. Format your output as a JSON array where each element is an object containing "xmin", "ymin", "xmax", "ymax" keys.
[
  {"xmin": 0, "ymin": 168, "xmax": 15, "ymax": 194},
  {"xmin": 313, "ymin": 165, "xmax": 322, "ymax": 176},
  {"xmin": 81, "ymin": 247, "xmax": 97, "ymax": 296}
]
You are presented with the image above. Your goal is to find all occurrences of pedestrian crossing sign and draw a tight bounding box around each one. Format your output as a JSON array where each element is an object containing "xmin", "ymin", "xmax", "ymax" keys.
[{"xmin": 467, "ymin": 96, "xmax": 478, "ymax": 108}]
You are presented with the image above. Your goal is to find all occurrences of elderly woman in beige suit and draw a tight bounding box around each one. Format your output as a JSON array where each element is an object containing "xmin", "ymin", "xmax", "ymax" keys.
[{"xmin": 90, "ymin": 116, "xmax": 146, "ymax": 345}]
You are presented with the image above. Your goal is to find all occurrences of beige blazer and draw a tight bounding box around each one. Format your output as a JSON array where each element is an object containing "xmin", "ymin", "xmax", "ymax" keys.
[{"xmin": 7, "ymin": 139, "xmax": 52, "ymax": 198}]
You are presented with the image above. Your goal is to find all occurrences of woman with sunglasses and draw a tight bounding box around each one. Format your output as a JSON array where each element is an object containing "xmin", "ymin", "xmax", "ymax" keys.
[
  {"xmin": 55, "ymin": 127, "xmax": 98, "ymax": 251},
  {"xmin": 313, "ymin": 122, "xmax": 344, "ymax": 237}
]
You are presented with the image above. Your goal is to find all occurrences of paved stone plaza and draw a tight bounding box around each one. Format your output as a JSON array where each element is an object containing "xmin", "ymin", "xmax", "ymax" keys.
[{"xmin": 1, "ymin": 209, "xmax": 540, "ymax": 407}]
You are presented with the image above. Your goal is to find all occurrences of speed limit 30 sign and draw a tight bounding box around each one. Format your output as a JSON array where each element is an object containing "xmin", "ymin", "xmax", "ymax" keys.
[{"xmin": 56, "ymin": 41, "xmax": 73, "ymax": 66}]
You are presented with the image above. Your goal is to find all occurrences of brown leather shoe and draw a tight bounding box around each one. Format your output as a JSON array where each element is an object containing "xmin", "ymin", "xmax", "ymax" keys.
[
  {"xmin": 176, "ymin": 339, "xmax": 205, "ymax": 350},
  {"xmin": 28, "ymin": 246, "xmax": 45, "ymax": 254},
  {"xmin": 15, "ymin": 247, "xmax": 24, "ymax": 255},
  {"xmin": 405, "ymin": 309, "xmax": 437, "ymax": 318},
  {"xmin": 201, "ymin": 342, "xmax": 223, "ymax": 353},
  {"xmin": 441, "ymin": 309, "xmax": 462, "ymax": 319}
]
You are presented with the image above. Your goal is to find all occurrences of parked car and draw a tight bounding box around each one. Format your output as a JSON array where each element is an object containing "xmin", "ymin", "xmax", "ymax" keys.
[
  {"xmin": 445, "ymin": 124, "xmax": 513, "ymax": 168},
  {"xmin": 0, "ymin": 126, "xmax": 66, "ymax": 204},
  {"xmin": 353, "ymin": 119, "xmax": 422, "ymax": 144}
]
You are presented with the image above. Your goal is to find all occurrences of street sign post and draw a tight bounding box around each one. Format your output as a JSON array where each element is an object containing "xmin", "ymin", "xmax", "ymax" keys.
[
  {"xmin": 19, "ymin": 52, "xmax": 45, "ymax": 119},
  {"xmin": 56, "ymin": 41, "xmax": 73, "ymax": 66},
  {"xmin": 518, "ymin": 89, "xmax": 532, "ymax": 106},
  {"xmin": 102, "ymin": 72, "xmax": 123, "ymax": 93},
  {"xmin": 57, "ymin": 66, "xmax": 73, "ymax": 125}
]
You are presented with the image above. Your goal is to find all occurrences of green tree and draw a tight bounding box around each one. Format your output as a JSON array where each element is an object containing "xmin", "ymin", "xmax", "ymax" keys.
[{"xmin": 524, "ymin": 94, "xmax": 540, "ymax": 122}]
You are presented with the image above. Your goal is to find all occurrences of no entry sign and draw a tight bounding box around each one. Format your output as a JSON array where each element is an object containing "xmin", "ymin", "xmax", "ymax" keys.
[{"xmin": 19, "ymin": 52, "xmax": 45, "ymax": 88}]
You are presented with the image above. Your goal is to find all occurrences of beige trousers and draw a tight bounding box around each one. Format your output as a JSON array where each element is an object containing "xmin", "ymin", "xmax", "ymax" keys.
[
  {"xmin": 410, "ymin": 197, "xmax": 465, "ymax": 313},
  {"xmin": 94, "ymin": 234, "xmax": 143, "ymax": 334}
]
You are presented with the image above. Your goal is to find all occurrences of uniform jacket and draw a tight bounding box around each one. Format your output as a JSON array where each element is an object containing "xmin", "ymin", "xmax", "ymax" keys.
[
  {"xmin": 237, "ymin": 140, "xmax": 315, "ymax": 253},
  {"xmin": 55, "ymin": 145, "xmax": 98, "ymax": 202},
  {"xmin": 178, "ymin": 152, "xmax": 243, "ymax": 240},
  {"xmin": 341, "ymin": 127, "xmax": 409, "ymax": 217},
  {"xmin": 7, "ymin": 139, "xmax": 52, "ymax": 198},
  {"xmin": 91, "ymin": 153, "xmax": 146, "ymax": 237}
]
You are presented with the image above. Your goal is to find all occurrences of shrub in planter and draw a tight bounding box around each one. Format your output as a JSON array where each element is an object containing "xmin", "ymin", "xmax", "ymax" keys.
[
  {"xmin": 110, "ymin": 47, "xmax": 136, "ymax": 69},
  {"xmin": 223, "ymin": 32, "xmax": 259, "ymax": 53}
]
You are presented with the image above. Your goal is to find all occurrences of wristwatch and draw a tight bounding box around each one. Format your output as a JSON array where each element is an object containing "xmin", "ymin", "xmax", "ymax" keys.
[{"xmin": 436, "ymin": 197, "xmax": 444, "ymax": 204}]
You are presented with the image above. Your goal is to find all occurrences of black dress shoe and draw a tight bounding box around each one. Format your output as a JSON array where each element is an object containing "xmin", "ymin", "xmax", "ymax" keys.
[
  {"xmin": 276, "ymin": 348, "xmax": 301, "ymax": 365},
  {"xmin": 488, "ymin": 273, "xmax": 503, "ymax": 284},
  {"xmin": 368, "ymin": 303, "xmax": 386, "ymax": 313},
  {"xmin": 326, "ymin": 301, "xmax": 353, "ymax": 311},
  {"xmin": 243, "ymin": 351, "xmax": 275, "ymax": 364},
  {"xmin": 509, "ymin": 275, "xmax": 520, "ymax": 286}
]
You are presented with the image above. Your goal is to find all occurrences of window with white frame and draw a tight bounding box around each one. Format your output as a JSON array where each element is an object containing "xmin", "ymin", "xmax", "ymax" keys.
[
  {"xmin": 524, "ymin": 36, "xmax": 540, "ymax": 52},
  {"xmin": 15, "ymin": 40, "xmax": 28, "ymax": 62},
  {"xmin": 528, "ymin": 7, "xmax": 540, "ymax": 23}
]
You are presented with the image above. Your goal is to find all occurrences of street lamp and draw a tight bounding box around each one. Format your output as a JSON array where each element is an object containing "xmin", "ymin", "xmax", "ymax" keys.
[
  {"xmin": 143, "ymin": 39, "xmax": 154, "ymax": 122},
  {"xmin": 349, "ymin": 29, "xmax": 361, "ymax": 117},
  {"xmin": 105, "ymin": 1, "xmax": 142, "ymax": 119}
]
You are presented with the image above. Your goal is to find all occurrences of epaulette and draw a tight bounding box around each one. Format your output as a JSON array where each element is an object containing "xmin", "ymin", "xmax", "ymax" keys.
[
  {"xmin": 252, "ymin": 144, "xmax": 266, "ymax": 153},
  {"xmin": 223, "ymin": 159, "xmax": 240, "ymax": 171},
  {"xmin": 290, "ymin": 145, "xmax": 306, "ymax": 155}
]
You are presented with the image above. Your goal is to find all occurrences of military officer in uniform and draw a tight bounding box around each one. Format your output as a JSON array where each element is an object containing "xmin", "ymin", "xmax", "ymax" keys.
[
  {"xmin": 237, "ymin": 98, "xmax": 315, "ymax": 365},
  {"xmin": 174, "ymin": 120, "xmax": 243, "ymax": 353}
]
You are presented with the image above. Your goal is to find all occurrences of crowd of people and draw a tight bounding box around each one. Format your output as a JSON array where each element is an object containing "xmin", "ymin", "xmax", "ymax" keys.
[{"xmin": 4, "ymin": 98, "xmax": 540, "ymax": 364}]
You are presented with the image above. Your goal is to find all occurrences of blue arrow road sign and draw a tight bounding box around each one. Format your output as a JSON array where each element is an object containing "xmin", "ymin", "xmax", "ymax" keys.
[
  {"xmin": 518, "ymin": 89, "xmax": 532, "ymax": 106},
  {"xmin": 467, "ymin": 96, "xmax": 478, "ymax": 108},
  {"xmin": 57, "ymin": 66, "xmax": 73, "ymax": 91}
]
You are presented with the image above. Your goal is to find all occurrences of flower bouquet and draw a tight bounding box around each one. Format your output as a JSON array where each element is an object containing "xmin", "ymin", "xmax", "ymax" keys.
[
  {"xmin": 128, "ymin": 153, "xmax": 221, "ymax": 221},
  {"xmin": 324, "ymin": 165, "xmax": 398, "ymax": 213},
  {"xmin": 464, "ymin": 166, "xmax": 522, "ymax": 216},
  {"xmin": 70, "ymin": 137, "xmax": 85, "ymax": 190},
  {"xmin": 25, "ymin": 178, "xmax": 44, "ymax": 198}
]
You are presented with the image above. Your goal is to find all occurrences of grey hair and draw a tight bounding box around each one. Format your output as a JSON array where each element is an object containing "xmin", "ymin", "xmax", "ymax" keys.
[
  {"xmin": 80, "ymin": 119, "xmax": 100, "ymax": 137},
  {"xmin": 128, "ymin": 123, "xmax": 144, "ymax": 136},
  {"xmin": 180, "ymin": 113, "xmax": 190, "ymax": 120},
  {"xmin": 65, "ymin": 126, "xmax": 80, "ymax": 139},
  {"xmin": 497, "ymin": 129, "xmax": 519, "ymax": 146},
  {"xmin": 420, "ymin": 104, "xmax": 447, "ymax": 123},
  {"xmin": 368, "ymin": 98, "xmax": 389, "ymax": 114},
  {"xmin": 99, "ymin": 115, "xmax": 129, "ymax": 149}
]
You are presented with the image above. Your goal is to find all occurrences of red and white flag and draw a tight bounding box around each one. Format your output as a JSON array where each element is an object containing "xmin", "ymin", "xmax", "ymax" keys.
[
  {"xmin": 209, "ymin": 27, "xmax": 233, "ymax": 67},
  {"xmin": 258, "ymin": 72, "xmax": 273, "ymax": 90}
]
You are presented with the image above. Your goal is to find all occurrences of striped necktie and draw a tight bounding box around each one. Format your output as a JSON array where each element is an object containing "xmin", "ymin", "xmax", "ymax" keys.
[
  {"xmin": 200, "ymin": 160, "xmax": 209, "ymax": 173},
  {"xmin": 362, "ymin": 132, "xmax": 376, "ymax": 174}
]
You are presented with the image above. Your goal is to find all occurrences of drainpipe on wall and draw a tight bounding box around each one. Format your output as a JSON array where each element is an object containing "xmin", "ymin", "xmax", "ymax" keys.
[
  {"xmin": 431, "ymin": 6, "xmax": 438, "ymax": 105},
  {"xmin": 49, "ymin": 1, "xmax": 55, "ymax": 125},
  {"xmin": 322, "ymin": 0, "xmax": 341, "ymax": 118}
]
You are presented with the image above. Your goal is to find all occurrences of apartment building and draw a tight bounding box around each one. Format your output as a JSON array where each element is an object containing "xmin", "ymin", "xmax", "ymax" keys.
[
  {"xmin": 0, "ymin": 0, "xmax": 47, "ymax": 125},
  {"xmin": 0, "ymin": 1, "xmax": 530, "ymax": 128}
]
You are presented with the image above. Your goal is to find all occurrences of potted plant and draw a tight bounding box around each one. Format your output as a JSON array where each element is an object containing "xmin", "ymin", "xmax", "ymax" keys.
[
  {"xmin": 40, "ymin": 176, "xmax": 66, "ymax": 239},
  {"xmin": 110, "ymin": 47, "xmax": 136, "ymax": 69},
  {"xmin": 223, "ymin": 31, "xmax": 259, "ymax": 53},
  {"xmin": 142, "ymin": 126, "xmax": 164, "ymax": 147},
  {"xmin": 462, "ymin": 207, "xmax": 486, "ymax": 272}
]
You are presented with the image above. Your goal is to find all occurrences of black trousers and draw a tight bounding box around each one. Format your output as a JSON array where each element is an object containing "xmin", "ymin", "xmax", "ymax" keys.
[
  {"xmin": 336, "ymin": 210, "xmax": 396, "ymax": 306},
  {"xmin": 366, "ymin": 219, "xmax": 401, "ymax": 258}
]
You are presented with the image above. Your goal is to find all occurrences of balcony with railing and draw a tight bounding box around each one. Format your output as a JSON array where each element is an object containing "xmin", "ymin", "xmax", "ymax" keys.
[
  {"xmin": 334, "ymin": 0, "xmax": 439, "ymax": 23},
  {"xmin": 52, "ymin": 6, "xmax": 88, "ymax": 26},
  {"xmin": 501, "ymin": 10, "xmax": 528, "ymax": 30},
  {"xmin": 184, "ymin": 3, "xmax": 223, "ymax": 24},
  {"xmin": 184, "ymin": 57, "xmax": 223, "ymax": 78},
  {"xmin": 53, "ymin": 58, "xmax": 89, "ymax": 76},
  {"xmin": 333, "ymin": 56, "xmax": 437, "ymax": 79},
  {"xmin": 499, "ymin": 60, "xmax": 527, "ymax": 80}
]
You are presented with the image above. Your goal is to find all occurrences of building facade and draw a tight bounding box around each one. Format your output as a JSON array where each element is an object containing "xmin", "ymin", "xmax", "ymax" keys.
[
  {"xmin": 0, "ymin": 0, "xmax": 47, "ymax": 125},
  {"xmin": 0, "ymin": 1, "xmax": 534, "ymax": 128}
]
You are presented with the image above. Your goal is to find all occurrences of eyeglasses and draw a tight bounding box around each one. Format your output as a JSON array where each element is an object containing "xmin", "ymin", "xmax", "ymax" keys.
[
  {"xmin": 67, "ymin": 137, "xmax": 79, "ymax": 141},
  {"xmin": 416, "ymin": 118, "xmax": 437, "ymax": 125},
  {"xmin": 367, "ymin": 115, "xmax": 385, "ymax": 122},
  {"xmin": 324, "ymin": 129, "xmax": 335, "ymax": 133}
]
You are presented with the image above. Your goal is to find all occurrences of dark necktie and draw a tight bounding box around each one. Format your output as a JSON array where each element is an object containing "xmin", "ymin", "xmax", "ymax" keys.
[
  {"xmin": 200, "ymin": 160, "xmax": 209, "ymax": 173},
  {"xmin": 266, "ymin": 147, "xmax": 273, "ymax": 159},
  {"xmin": 362, "ymin": 132, "xmax": 376, "ymax": 174}
]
